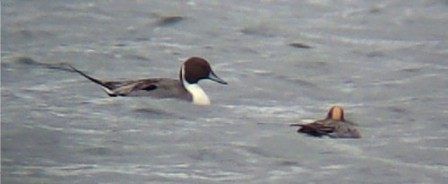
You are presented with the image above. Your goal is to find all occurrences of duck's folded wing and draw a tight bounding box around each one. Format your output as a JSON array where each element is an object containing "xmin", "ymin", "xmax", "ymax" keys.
[
  {"xmin": 291, "ymin": 122, "xmax": 336, "ymax": 137},
  {"xmin": 109, "ymin": 79, "xmax": 159, "ymax": 96}
]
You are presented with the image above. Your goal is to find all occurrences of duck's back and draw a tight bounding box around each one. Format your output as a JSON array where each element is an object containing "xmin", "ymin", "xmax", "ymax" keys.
[
  {"xmin": 107, "ymin": 78, "xmax": 192, "ymax": 101},
  {"xmin": 328, "ymin": 122, "xmax": 361, "ymax": 138}
]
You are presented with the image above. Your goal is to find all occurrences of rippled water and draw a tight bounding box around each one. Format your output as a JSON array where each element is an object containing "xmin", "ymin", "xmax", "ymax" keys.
[{"xmin": 2, "ymin": 0, "xmax": 448, "ymax": 183}]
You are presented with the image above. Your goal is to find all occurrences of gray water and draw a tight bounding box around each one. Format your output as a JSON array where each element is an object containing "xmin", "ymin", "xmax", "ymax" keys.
[{"xmin": 2, "ymin": 0, "xmax": 448, "ymax": 183}]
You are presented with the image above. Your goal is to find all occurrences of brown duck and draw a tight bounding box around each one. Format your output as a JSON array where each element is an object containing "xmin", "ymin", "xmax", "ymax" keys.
[{"xmin": 290, "ymin": 106, "xmax": 361, "ymax": 138}]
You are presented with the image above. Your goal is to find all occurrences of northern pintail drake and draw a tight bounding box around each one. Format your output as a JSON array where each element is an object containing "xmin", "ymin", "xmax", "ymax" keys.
[
  {"xmin": 290, "ymin": 106, "xmax": 361, "ymax": 138},
  {"xmin": 67, "ymin": 57, "xmax": 228, "ymax": 105}
]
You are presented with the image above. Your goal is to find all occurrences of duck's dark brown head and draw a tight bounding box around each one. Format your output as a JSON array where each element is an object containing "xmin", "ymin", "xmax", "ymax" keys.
[
  {"xmin": 326, "ymin": 105, "xmax": 345, "ymax": 121},
  {"xmin": 180, "ymin": 57, "xmax": 227, "ymax": 85}
]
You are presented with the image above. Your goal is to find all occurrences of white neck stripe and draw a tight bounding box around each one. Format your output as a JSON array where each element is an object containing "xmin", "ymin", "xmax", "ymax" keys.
[{"xmin": 181, "ymin": 65, "xmax": 211, "ymax": 105}]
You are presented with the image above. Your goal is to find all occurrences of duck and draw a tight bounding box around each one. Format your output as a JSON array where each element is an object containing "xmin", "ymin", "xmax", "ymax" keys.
[
  {"xmin": 66, "ymin": 57, "xmax": 228, "ymax": 105},
  {"xmin": 290, "ymin": 106, "xmax": 361, "ymax": 138}
]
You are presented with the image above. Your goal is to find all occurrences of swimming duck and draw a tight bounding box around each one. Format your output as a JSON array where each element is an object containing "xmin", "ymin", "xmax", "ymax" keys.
[
  {"xmin": 67, "ymin": 57, "xmax": 227, "ymax": 105},
  {"xmin": 290, "ymin": 106, "xmax": 361, "ymax": 138}
]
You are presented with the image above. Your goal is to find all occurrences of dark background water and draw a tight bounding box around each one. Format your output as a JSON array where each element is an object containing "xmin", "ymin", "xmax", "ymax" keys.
[{"xmin": 2, "ymin": 0, "xmax": 448, "ymax": 183}]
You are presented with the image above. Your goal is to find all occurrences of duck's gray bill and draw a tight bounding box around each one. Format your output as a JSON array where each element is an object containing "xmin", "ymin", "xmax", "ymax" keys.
[{"xmin": 208, "ymin": 71, "xmax": 228, "ymax": 84}]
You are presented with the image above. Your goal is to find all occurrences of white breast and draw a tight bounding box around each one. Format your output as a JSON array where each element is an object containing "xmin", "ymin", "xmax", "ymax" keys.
[
  {"xmin": 181, "ymin": 65, "xmax": 211, "ymax": 105},
  {"xmin": 184, "ymin": 83, "xmax": 211, "ymax": 105}
]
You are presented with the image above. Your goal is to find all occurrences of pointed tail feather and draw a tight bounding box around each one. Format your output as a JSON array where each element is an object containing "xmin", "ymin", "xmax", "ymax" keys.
[{"xmin": 63, "ymin": 63, "xmax": 116, "ymax": 96}]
